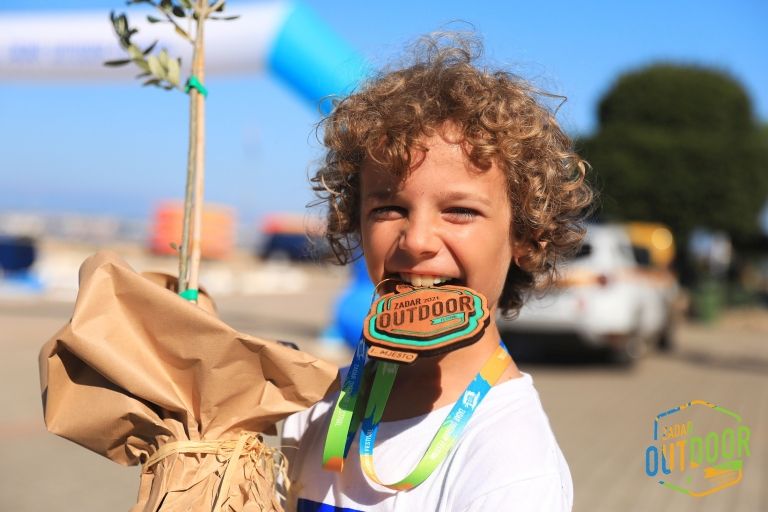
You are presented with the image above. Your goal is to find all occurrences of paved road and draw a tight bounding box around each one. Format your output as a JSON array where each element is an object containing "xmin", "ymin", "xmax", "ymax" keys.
[
  {"xmin": 1, "ymin": 262, "xmax": 766, "ymax": 511},
  {"xmin": 528, "ymin": 314, "xmax": 768, "ymax": 512}
]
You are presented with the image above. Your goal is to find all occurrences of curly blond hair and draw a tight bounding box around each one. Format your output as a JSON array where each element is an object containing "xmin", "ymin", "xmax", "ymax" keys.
[{"xmin": 311, "ymin": 35, "xmax": 594, "ymax": 315}]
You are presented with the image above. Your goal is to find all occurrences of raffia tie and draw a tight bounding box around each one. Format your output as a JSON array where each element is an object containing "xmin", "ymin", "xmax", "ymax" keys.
[{"xmin": 142, "ymin": 432, "xmax": 287, "ymax": 512}]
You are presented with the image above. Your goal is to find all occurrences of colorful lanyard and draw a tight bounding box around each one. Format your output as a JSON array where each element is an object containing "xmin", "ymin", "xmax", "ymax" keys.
[{"xmin": 322, "ymin": 336, "xmax": 512, "ymax": 490}]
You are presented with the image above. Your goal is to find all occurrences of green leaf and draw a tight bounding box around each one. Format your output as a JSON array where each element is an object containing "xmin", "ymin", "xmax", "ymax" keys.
[
  {"xmin": 158, "ymin": 49, "xmax": 169, "ymax": 67},
  {"xmin": 172, "ymin": 6, "xmax": 186, "ymax": 17},
  {"xmin": 142, "ymin": 78, "xmax": 162, "ymax": 87},
  {"xmin": 135, "ymin": 71, "xmax": 151, "ymax": 79},
  {"xmin": 166, "ymin": 56, "xmax": 181, "ymax": 86},
  {"xmin": 174, "ymin": 25, "xmax": 191, "ymax": 40},
  {"xmin": 211, "ymin": 15, "xmax": 239, "ymax": 20},
  {"xmin": 160, "ymin": 0, "xmax": 172, "ymax": 12},
  {"xmin": 146, "ymin": 15, "xmax": 163, "ymax": 23},
  {"xmin": 104, "ymin": 58, "xmax": 132, "ymax": 67},
  {"xmin": 180, "ymin": 0, "xmax": 193, "ymax": 9},
  {"xmin": 142, "ymin": 40, "xmax": 158, "ymax": 55},
  {"xmin": 147, "ymin": 55, "xmax": 164, "ymax": 79},
  {"xmin": 111, "ymin": 12, "xmax": 129, "ymax": 39}
]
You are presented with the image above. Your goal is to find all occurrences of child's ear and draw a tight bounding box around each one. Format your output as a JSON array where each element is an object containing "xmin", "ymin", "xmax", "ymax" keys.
[
  {"xmin": 512, "ymin": 237, "xmax": 547, "ymax": 269},
  {"xmin": 511, "ymin": 241, "xmax": 527, "ymax": 268}
]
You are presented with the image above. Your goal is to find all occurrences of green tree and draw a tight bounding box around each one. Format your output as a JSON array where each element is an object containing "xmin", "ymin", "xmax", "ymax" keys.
[{"xmin": 580, "ymin": 64, "xmax": 768, "ymax": 244}]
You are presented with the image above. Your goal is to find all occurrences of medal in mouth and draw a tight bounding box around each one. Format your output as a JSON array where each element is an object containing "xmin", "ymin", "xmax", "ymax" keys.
[
  {"xmin": 322, "ymin": 280, "xmax": 508, "ymax": 489},
  {"xmin": 363, "ymin": 282, "xmax": 490, "ymax": 363}
]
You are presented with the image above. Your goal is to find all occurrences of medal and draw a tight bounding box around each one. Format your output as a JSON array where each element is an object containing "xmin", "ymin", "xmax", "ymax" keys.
[
  {"xmin": 322, "ymin": 282, "xmax": 511, "ymax": 490},
  {"xmin": 364, "ymin": 283, "xmax": 490, "ymax": 363}
]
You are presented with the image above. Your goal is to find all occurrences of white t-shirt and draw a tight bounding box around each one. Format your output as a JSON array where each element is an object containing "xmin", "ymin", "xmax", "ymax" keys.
[{"xmin": 281, "ymin": 372, "xmax": 572, "ymax": 512}]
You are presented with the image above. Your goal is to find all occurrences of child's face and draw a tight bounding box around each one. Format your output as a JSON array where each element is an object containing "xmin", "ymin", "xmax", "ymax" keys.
[{"xmin": 360, "ymin": 132, "xmax": 516, "ymax": 312}]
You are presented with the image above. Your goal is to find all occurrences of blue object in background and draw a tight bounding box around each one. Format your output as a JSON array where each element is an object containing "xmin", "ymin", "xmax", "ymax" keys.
[
  {"xmin": 0, "ymin": 236, "xmax": 43, "ymax": 293},
  {"xmin": 0, "ymin": 236, "xmax": 36, "ymax": 272},
  {"xmin": 265, "ymin": 2, "xmax": 373, "ymax": 348},
  {"xmin": 268, "ymin": 1, "xmax": 370, "ymax": 114},
  {"xmin": 322, "ymin": 255, "xmax": 374, "ymax": 350},
  {"xmin": 259, "ymin": 232, "xmax": 331, "ymax": 261}
]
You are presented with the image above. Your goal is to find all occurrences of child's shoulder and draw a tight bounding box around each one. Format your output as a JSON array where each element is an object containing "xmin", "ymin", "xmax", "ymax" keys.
[
  {"xmin": 469, "ymin": 372, "xmax": 550, "ymax": 431},
  {"xmin": 457, "ymin": 373, "xmax": 565, "ymax": 472},
  {"xmin": 441, "ymin": 374, "xmax": 571, "ymax": 505}
]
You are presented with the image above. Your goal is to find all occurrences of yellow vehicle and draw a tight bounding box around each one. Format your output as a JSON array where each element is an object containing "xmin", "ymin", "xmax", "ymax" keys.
[
  {"xmin": 623, "ymin": 222, "xmax": 680, "ymax": 350},
  {"xmin": 624, "ymin": 222, "xmax": 675, "ymax": 269}
]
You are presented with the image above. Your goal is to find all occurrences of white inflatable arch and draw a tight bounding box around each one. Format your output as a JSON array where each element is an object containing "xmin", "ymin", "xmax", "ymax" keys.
[{"xmin": 0, "ymin": 1, "xmax": 368, "ymax": 110}]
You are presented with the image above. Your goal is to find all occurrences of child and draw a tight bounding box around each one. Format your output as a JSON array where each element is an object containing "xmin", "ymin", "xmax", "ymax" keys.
[{"xmin": 282, "ymin": 35, "xmax": 593, "ymax": 512}]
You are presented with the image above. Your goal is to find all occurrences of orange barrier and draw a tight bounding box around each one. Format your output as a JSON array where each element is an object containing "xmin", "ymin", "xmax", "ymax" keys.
[
  {"xmin": 149, "ymin": 202, "xmax": 235, "ymax": 260},
  {"xmin": 261, "ymin": 213, "xmax": 325, "ymax": 236}
]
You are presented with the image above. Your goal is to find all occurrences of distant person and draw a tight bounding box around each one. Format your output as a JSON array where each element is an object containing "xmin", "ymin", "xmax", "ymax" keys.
[{"xmin": 282, "ymin": 34, "xmax": 593, "ymax": 511}]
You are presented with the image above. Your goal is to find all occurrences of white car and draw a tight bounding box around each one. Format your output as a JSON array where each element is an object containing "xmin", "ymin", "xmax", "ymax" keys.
[{"xmin": 497, "ymin": 224, "xmax": 678, "ymax": 362}]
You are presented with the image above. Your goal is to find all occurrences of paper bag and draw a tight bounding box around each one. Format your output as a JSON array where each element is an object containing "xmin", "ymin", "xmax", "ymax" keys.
[{"xmin": 39, "ymin": 251, "xmax": 339, "ymax": 511}]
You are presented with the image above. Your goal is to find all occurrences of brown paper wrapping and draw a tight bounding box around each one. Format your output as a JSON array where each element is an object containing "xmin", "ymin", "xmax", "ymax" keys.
[{"xmin": 39, "ymin": 251, "xmax": 339, "ymax": 511}]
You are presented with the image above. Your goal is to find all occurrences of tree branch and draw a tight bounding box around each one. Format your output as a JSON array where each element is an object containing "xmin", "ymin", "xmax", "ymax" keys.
[
  {"xmin": 155, "ymin": 5, "xmax": 193, "ymax": 43},
  {"xmin": 206, "ymin": 0, "xmax": 226, "ymax": 17}
]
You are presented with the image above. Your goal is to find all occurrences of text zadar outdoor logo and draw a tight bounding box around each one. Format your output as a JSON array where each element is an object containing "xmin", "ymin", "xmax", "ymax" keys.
[{"xmin": 644, "ymin": 400, "xmax": 751, "ymax": 497}]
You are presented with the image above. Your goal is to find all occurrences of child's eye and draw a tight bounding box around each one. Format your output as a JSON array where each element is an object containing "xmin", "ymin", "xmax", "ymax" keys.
[
  {"xmin": 444, "ymin": 207, "xmax": 478, "ymax": 223},
  {"xmin": 370, "ymin": 206, "xmax": 406, "ymax": 221}
]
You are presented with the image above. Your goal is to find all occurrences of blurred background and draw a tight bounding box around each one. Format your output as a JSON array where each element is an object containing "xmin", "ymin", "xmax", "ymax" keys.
[{"xmin": 1, "ymin": 1, "xmax": 766, "ymax": 511}]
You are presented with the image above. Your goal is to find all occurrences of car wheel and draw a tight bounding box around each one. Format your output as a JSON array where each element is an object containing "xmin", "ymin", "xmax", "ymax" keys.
[{"xmin": 657, "ymin": 325, "xmax": 675, "ymax": 352}]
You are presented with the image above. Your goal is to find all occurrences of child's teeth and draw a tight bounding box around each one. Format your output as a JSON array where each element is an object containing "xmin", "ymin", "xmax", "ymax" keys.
[
  {"xmin": 398, "ymin": 273, "xmax": 451, "ymax": 287},
  {"xmin": 400, "ymin": 274, "xmax": 450, "ymax": 286}
]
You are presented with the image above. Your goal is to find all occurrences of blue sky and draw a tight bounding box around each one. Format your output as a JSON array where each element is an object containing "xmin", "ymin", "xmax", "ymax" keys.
[{"xmin": 2, "ymin": 0, "xmax": 767, "ymax": 226}]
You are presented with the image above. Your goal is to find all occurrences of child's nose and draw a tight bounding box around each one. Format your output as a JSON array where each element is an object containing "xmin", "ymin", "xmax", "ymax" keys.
[{"xmin": 398, "ymin": 216, "xmax": 440, "ymax": 258}]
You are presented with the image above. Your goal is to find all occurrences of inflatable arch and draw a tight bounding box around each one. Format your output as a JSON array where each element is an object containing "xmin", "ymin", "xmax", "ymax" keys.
[{"xmin": 0, "ymin": 1, "xmax": 369, "ymax": 111}]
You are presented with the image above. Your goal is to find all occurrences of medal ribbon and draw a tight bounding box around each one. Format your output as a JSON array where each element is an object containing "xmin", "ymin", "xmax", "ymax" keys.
[
  {"xmin": 321, "ymin": 336, "xmax": 369, "ymax": 472},
  {"xmin": 322, "ymin": 338, "xmax": 511, "ymax": 490}
]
